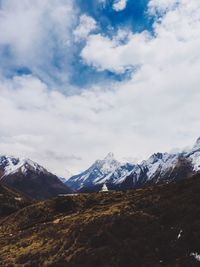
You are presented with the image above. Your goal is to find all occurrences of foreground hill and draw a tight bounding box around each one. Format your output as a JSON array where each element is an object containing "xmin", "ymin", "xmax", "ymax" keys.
[
  {"xmin": 0, "ymin": 184, "xmax": 32, "ymax": 218},
  {"xmin": 1, "ymin": 174, "xmax": 200, "ymax": 266},
  {"xmin": 0, "ymin": 156, "xmax": 71, "ymax": 199}
]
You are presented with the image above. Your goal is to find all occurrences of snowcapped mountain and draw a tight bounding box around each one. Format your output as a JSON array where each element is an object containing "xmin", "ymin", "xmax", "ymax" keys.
[
  {"xmin": 2, "ymin": 137, "xmax": 200, "ymax": 195},
  {"xmin": 65, "ymin": 153, "xmax": 135, "ymax": 192},
  {"xmin": 0, "ymin": 156, "xmax": 49, "ymax": 177},
  {"xmin": 66, "ymin": 138, "xmax": 200, "ymax": 192},
  {"xmin": 117, "ymin": 152, "xmax": 193, "ymax": 190},
  {"xmin": 0, "ymin": 156, "xmax": 71, "ymax": 199}
]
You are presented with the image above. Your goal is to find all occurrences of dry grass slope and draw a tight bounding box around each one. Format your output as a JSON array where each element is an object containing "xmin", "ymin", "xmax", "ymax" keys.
[
  {"xmin": 1, "ymin": 174, "xmax": 200, "ymax": 266},
  {"xmin": 0, "ymin": 184, "xmax": 32, "ymax": 217}
]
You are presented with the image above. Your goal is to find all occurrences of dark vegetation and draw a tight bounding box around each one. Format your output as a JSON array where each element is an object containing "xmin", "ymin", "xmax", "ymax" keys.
[
  {"xmin": 0, "ymin": 184, "xmax": 32, "ymax": 217},
  {"xmin": 1, "ymin": 174, "xmax": 200, "ymax": 266}
]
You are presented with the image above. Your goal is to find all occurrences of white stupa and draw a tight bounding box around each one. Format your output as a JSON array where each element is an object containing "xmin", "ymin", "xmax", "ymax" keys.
[{"xmin": 101, "ymin": 183, "xmax": 109, "ymax": 192}]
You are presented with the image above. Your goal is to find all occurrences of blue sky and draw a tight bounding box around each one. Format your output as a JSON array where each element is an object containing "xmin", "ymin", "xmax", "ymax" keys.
[
  {"xmin": 77, "ymin": 0, "xmax": 152, "ymax": 33},
  {"xmin": 1, "ymin": 0, "xmax": 154, "ymax": 90},
  {"xmin": 70, "ymin": 0, "xmax": 154, "ymax": 87},
  {"xmin": 0, "ymin": 0, "xmax": 200, "ymax": 176}
]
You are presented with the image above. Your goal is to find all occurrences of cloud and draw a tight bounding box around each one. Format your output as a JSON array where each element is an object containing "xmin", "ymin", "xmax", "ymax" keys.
[
  {"xmin": 112, "ymin": 0, "xmax": 128, "ymax": 12},
  {"xmin": 81, "ymin": 30, "xmax": 150, "ymax": 73},
  {"xmin": 97, "ymin": 0, "xmax": 127, "ymax": 11},
  {"xmin": 1, "ymin": 0, "xmax": 200, "ymax": 177},
  {"xmin": 0, "ymin": 0, "xmax": 78, "ymax": 87},
  {"xmin": 81, "ymin": 0, "xmax": 200, "ymax": 74},
  {"xmin": 74, "ymin": 14, "xmax": 97, "ymax": 41},
  {"xmin": 148, "ymin": 0, "xmax": 180, "ymax": 15}
]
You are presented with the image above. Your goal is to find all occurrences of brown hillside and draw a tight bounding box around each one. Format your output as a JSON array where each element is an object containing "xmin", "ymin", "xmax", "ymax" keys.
[
  {"xmin": 1, "ymin": 175, "xmax": 200, "ymax": 266},
  {"xmin": 0, "ymin": 184, "xmax": 32, "ymax": 218}
]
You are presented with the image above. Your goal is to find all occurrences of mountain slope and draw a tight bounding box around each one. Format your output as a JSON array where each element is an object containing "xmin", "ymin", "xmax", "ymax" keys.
[
  {"xmin": 0, "ymin": 156, "xmax": 71, "ymax": 199},
  {"xmin": 1, "ymin": 174, "xmax": 200, "ymax": 266},
  {"xmin": 0, "ymin": 183, "xmax": 32, "ymax": 218}
]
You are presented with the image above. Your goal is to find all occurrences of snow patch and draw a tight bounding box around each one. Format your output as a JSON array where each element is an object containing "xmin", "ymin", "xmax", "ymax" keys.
[
  {"xmin": 190, "ymin": 252, "xmax": 200, "ymax": 262},
  {"xmin": 177, "ymin": 229, "xmax": 182, "ymax": 239}
]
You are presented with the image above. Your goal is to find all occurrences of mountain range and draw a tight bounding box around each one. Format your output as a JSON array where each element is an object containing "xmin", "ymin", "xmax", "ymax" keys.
[
  {"xmin": 1, "ymin": 137, "xmax": 200, "ymax": 197},
  {"xmin": 65, "ymin": 137, "xmax": 200, "ymax": 192}
]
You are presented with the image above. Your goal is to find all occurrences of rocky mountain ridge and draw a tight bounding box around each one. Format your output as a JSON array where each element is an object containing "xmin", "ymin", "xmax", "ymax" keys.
[{"xmin": 66, "ymin": 138, "xmax": 200, "ymax": 192}]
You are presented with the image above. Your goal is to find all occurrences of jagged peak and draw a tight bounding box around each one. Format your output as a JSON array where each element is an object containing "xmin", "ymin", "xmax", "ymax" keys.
[
  {"xmin": 104, "ymin": 152, "xmax": 115, "ymax": 161},
  {"xmin": 0, "ymin": 155, "xmax": 48, "ymax": 177},
  {"xmin": 147, "ymin": 152, "xmax": 164, "ymax": 164},
  {"xmin": 194, "ymin": 136, "xmax": 200, "ymax": 148},
  {"xmin": 93, "ymin": 153, "xmax": 118, "ymax": 166}
]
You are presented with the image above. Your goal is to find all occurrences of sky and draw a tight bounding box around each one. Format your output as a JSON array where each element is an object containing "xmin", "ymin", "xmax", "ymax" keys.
[{"xmin": 0, "ymin": 0, "xmax": 200, "ymax": 177}]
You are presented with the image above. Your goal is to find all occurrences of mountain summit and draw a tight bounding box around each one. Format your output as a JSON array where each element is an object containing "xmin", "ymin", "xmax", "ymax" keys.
[
  {"xmin": 65, "ymin": 153, "xmax": 135, "ymax": 192},
  {"xmin": 104, "ymin": 152, "xmax": 115, "ymax": 160},
  {"xmin": 0, "ymin": 156, "xmax": 71, "ymax": 199},
  {"xmin": 0, "ymin": 156, "xmax": 48, "ymax": 177}
]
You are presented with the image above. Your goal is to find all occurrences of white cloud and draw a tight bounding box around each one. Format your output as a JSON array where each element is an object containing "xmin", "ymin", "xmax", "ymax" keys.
[
  {"xmin": 81, "ymin": 0, "xmax": 200, "ymax": 73},
  {"xmin": 0, "ymin": 0, "xmax": 77, "ymax": 87},
  {"xmin": 148, "ymin": 0, "xmax": 180, "ymax": 15},
  {"xmin": 112, "ymin": 0, "xmax": 128, "ymax": 12},
  {"xmin": 81, "ymin": 30, "xmax": 151, "ymax": 73},
  {"xmin": 1, "ymin": 0, "xmax": 200, "ymax": 177},
  {"xmin": 74, "ymin": 14, "xmax": 97, "ymax": 41}
]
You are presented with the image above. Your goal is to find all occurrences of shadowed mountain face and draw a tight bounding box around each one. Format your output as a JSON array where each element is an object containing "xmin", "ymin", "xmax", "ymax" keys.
[
  {"xmin": 66, "ymin": 138, "xmax": 200, "ymax": 192},
  {"xmin": 1, "ymin": 174, "xmax": 200, "ymax": 266},
  {"xmin": 0, "ymin": 156, "xmax": 71, "ymax": 200}
]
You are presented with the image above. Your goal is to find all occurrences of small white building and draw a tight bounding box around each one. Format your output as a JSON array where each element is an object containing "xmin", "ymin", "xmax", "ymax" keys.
[{"xmin": 101, "ymin": 184, "xmax": 109, "ymax": 192}]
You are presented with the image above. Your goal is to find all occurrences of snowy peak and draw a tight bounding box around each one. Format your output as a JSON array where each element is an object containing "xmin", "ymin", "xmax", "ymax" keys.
[
  {"xmin": 0, "ymin": 156, "xmax": 48, "ymax": 178},
  {"xmin": 14, "ymin": 158, "xmax": 48, "ymax": 176},
  {"xmin": 195, "ymin": 136, "xmax": 200, "ymax": 146},
  {"xmin": 0, "ymin": 156, "xmax": 20, "ymax": 169},
  {"xmin": 66, "ymin": 153, "xmax": 121, "ymax": 191},
  {"xmin": 91, "ymin": 153, "xmax": 120, "ymax": 176},
  {"xmin": 104, "ymin": 152, "xmax": 115, "ymax": 161},
  {"xmin": 192, "ymin": 137, "xmax": 200, "ymax": 150},
  {"xmin": 96, "ymin": 153, "xmax": 120, "ymax": 175},
  {"xmin": 147, "ymin": 153, "xmax": 164, "ymax": 164},
  {"xmin": 0, "ymin": 155, "xmax": 71, "ymax": 199}
]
